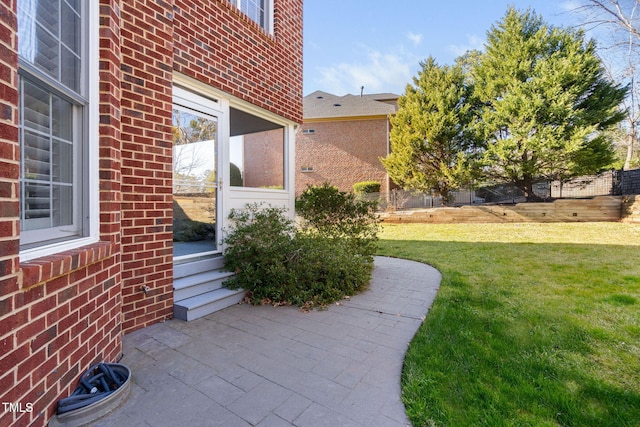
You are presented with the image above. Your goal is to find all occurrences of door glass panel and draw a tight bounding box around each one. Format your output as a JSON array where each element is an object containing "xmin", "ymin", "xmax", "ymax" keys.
[
  {"xmin": 172, "ymin": 107, "xmax": 218, "ymax": 260},
  {"xmin": 229, "ymin": 107, "xmax": 285, "ymax": 189}
]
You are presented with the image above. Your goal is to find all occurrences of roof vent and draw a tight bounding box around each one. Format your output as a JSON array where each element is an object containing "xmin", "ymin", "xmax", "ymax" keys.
[
  {"xmin": 333, "ymin": 103, "xmax": 341, "ymax": 107},
  {"xmin": 316, "ymin": 96, "xmax": 323, "ymax": 99}
]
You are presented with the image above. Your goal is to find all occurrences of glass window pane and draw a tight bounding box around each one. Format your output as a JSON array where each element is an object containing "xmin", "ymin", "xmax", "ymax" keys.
[
  {"xmin": 19, "ymin": 0, "xmax": 82, "ymax": 94},
  {"xmin": 23, "ymin": 80, "xmax": 51, "ymax": 133},
  {"xmin": 229, "ymin": 136, "xmax": 243, "ymax": 187},
  {"xmin": 18, "ymin": 0, "xmax": 37, "ymax": 61},
  {"xmin": 229, "ymin": 118, "xmax": 285, "ymax": 189},
  {"xmin": 52, "ymin": 140, "xmax": 73, "ymax": 183},
  {"xmin": 231, "ymin": 0, "xmax": 266, "ymax": 28},
  {"xmin": 34, "ymin": 23, "xmax": 59, "ymax": 79},
  {"xmin": 61, "ymin": 46, "xmax": 81, "ymax": 92},
  {"xmin": 19, "ymin": 75, "xmax": 82, "ymax": 244},
  {"xmin": 173, "ymin": 110, "xmax": 217, "ymax": 146},
  {"xmin": 259, "ymin": 2, "xmax": 265, "ymax": 26},
  {"xmin": 172, "ymin": 106, "xmax": 218, "ymax": 257},
  {"xmin": 61, "ymin": 2, "xmax": 80, "ymax": 55},
  {"xmin": 52, "ymin": 95, "xmax": 73, "ymax": 140},
  {"xmin": 35, "ymin": 0, "xmax": 59, "ymax": 35},
  {"xmin": 52, "ymin": 184, "xmax": 73, "ymax": 227},
  {"xmin": 243, "ymin": 128, "xmax": 284, "ymax": 189},
  {"xmin": 65, "ymin": 0, "xmax": 80, "ymax": 14},
  {"xmin": 247, "ymin": 1, "xmax": 256, "ymax": 22},
  {"xmin": 229, "ymin": 108, "xmax": 284, "ymax": 189},
  {"xmin": 22, "ymin": 182, "xmax": 51, "ymax": 230},
  {"xmin": 23, "ymin": 131, "xmax": 51, "ymax": 181}
]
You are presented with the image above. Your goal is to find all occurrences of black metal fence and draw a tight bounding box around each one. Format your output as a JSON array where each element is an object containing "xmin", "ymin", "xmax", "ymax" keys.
[
  {"xmin": 360, "ymin": 168, "xmax": 640, "ymax": 211},
  {"xmin": 360, "ymin": 189, "xmax": 493, "ymax": 211},
  {"xmin": 549, "ymin": 169, "xmax": 640, "ymax": 198},
  {"xmin": 621, "ymin": 168, "xmax": 640, "ymax": 195}
]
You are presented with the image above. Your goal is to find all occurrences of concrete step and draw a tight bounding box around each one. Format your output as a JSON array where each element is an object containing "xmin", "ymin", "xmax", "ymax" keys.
[
  {"xmin": 173, "ymin": 269, "xmax": 236, "ymax": 301},
  {"xmin": 173, "ymin": 287, "xmax": 246, "ymax": 321},
  {"xmin": 173, "ymin": 255, "xmax": 243, "ymax": 321},
  {"xmin": 174, "ymin": 256, "xmax": 226, "ymax": 279}
]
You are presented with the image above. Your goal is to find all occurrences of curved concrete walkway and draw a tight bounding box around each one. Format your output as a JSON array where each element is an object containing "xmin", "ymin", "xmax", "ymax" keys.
[{"xmin": 93, "ymin": 257, "xmax": 441, "ymax": 427}]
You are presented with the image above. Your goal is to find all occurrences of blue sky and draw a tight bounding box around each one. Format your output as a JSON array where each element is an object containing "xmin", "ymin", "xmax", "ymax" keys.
[{"xmin": 303, "ymin": 1, "xmax": 583, "ymax": 96}]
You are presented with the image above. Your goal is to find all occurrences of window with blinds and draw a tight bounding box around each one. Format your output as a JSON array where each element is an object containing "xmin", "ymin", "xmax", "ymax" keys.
[
  {"xmin": 18, "ymin": 0, "xmax": 86, "ymax": 247},
  {"xmin": 228, "ymin": 0, "xmax": 271, "ymax": 32}
]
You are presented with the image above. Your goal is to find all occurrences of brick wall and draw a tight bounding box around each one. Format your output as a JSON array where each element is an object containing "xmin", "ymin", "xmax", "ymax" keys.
[
  {"xmin": 99, "ymin": 0, "xmax": 123, "ymax": 249},
  {"xmin": 10, "ymin": 244, "xmax": 122, "ymax": 427},
  {"xmin": 1, "ymin": 0, "xmax": 303, "ymax": 424},
  {"xmin": 0, "ymin": 0, "xmax": 22, "ymax": 422},
  {"xmin": 0, "ymin": 2, "xmax": 124, "ymax": 425},
  {"xmin": 119, "ymin": 0, "xmax": 175, "ymax": 333},
  {"xmin": 296, "ymin": 119, "xmax": 391, "ymax": 195},
  {"xmin": 172, "ymin": 0, "xmax": 303, "ymax": 123},
  {"xmin": 0, "ymin": 0, "xmax": 20, "ymax": 308},
  {"xmin": 116, "ymin": 0, "xmax": 304, "ymax": 333}
]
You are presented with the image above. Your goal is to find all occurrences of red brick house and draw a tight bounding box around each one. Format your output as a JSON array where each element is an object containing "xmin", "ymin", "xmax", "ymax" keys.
[
  {"xmin": 296, "ymin": 90, "xmax": 398, "ymax": 195},
  {"xmin": 0, "ymin": 0, "xmax": 302, "ymax": 425}
]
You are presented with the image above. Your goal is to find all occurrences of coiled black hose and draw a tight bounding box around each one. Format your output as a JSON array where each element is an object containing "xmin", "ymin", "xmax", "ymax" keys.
[{"xmin": 57, "ymin": 363, "xmax": 128, "ymax": 414}]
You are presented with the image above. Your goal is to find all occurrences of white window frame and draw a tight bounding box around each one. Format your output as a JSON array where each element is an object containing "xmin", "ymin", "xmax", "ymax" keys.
[
  {"xmin": 228, "ymin": 0, "xmax": 273, "ymax": 34},
  {"xmin": 19, "ymin": 1, "xmax": 100, "ymax": 262}
]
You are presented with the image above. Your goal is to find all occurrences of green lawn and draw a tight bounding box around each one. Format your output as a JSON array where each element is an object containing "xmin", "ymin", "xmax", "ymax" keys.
[{"xmin": 377, "ymin": 222, "xmax": 640, "ymax": 426}]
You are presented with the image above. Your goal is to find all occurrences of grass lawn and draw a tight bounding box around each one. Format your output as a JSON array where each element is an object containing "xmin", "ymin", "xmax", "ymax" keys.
[{"xmin": 377, "ymin": 222, "xmax": 640, "ymax": 426}]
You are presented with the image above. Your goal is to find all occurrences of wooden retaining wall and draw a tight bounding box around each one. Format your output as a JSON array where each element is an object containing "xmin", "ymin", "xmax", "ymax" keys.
[
  {"xmin": 622, "ymin": 195, "xmax": 640, "ymax": 223},
  {"xmin": 380, "ymin": 196, "xmax": 627, "ymax": 224}
]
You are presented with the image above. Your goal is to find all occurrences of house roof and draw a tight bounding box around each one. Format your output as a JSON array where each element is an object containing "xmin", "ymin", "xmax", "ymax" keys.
[{"xmin": 304, "ymin": 90, "xmax": 399, "ymax": 120}]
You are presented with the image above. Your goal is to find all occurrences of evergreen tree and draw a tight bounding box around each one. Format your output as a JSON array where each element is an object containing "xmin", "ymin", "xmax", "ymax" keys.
[
  {"xmin": 381, "ymin": 57, "xmax": 479, "ymax": 205},
  {"xmin": 571, "ymin": 0, "xmax": 640, "ymax": 169},
  {"xmin": 474, "ymin": 7, "xmax": 628, "ymax": 200}
]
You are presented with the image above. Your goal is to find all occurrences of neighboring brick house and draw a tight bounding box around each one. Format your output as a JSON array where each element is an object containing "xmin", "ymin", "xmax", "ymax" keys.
[
  {"xmin": 296, "ymin": 90, "xmax": 398, "ymax": 195},
  {"xmin": 0, "ymin": 1, "xmax": 302, "ymax": 425}
]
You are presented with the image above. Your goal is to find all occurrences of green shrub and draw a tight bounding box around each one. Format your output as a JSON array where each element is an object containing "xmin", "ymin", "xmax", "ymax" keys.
[
  {"xmin": 353, "ymin": 180, "xmax": 381, "ymax": 194},
  {"xmin": 296, "ymin": 183, "xmax": 380, "ymax": 258},
  {"xmin": 223, "ymin": 202, "xmax": 375, "ymax": 308},
  {"xmin": 230, "ymin": 162, "xmax": 243, "ymax": 186}
]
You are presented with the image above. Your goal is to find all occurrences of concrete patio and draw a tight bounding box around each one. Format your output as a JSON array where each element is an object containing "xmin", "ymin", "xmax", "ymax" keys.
[{"xmin": 91, "ymin": 256, "xmax": 441, "ymax": 426}]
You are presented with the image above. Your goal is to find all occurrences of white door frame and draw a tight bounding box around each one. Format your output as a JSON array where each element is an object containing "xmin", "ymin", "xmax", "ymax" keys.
[
  {"xmin": 173, "ymin": 73, "xmax": 296, "ymax": 254},
  {"xmin": 172, "ymin": 85, "xmax": 225, "ymax": 259}
]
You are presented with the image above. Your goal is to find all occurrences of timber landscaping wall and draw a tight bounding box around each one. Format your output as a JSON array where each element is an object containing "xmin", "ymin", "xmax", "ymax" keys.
[
  {"xmin": 622, "ymin": 195, "xmax": 640, "ymax": 223},
  {"xmin": 380, "ymin": 196, "xmax": 630, "ymax": 224}
]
